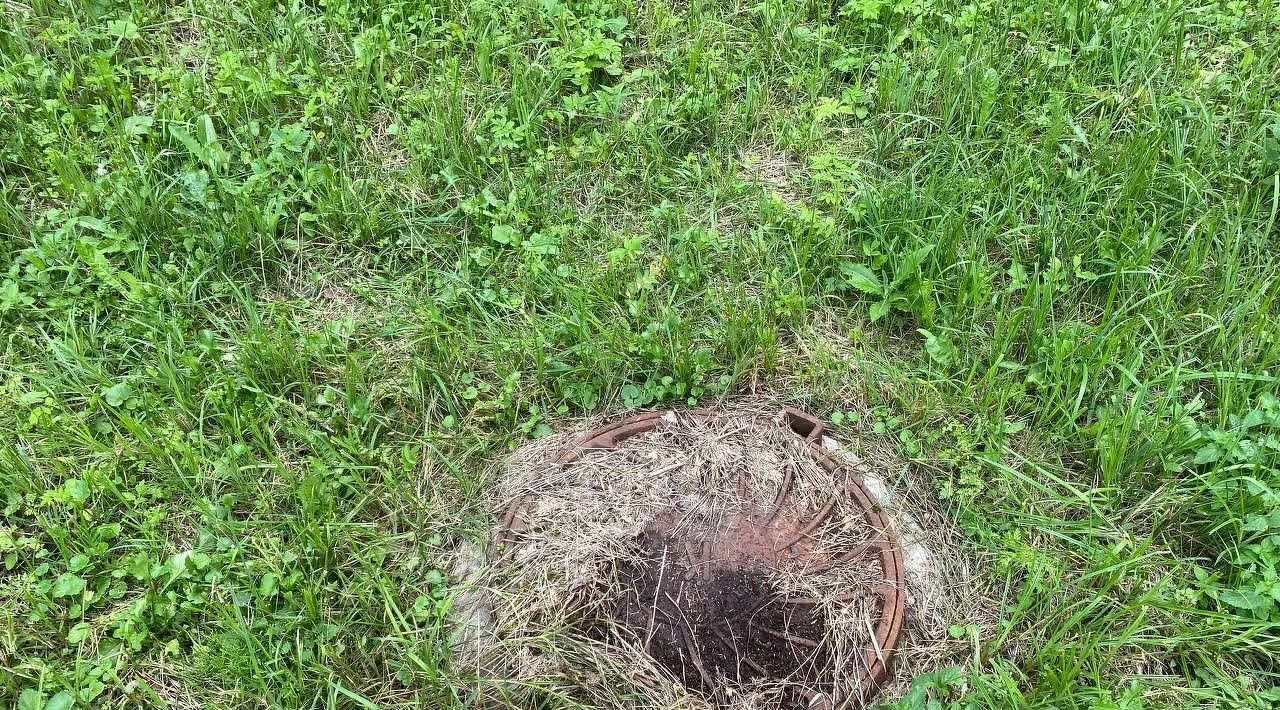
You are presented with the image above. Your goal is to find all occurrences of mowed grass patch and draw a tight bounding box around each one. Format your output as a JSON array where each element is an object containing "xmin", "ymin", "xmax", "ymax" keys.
[{"xmin": 2, "ymin": 0, "xmax": 1279, "ymax": 707}]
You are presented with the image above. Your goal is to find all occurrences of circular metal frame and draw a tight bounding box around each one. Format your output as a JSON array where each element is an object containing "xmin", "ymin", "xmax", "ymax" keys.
[{"xmin": 499, "ymin": 408, "xmax": 906, "ymax": 706}]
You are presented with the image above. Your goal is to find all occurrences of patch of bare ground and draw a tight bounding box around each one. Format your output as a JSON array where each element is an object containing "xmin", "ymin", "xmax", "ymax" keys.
[{"xmin": 448, "ymin": 405, "xmax": 995, "ymax": 709}]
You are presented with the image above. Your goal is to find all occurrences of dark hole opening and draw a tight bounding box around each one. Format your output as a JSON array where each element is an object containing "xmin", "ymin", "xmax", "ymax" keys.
[{"xmin": 582, "ymin": 528, "xmax": 833, "ymax": 709}]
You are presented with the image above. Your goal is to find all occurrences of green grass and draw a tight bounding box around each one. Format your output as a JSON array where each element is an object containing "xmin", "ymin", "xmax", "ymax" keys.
[{"xmin": 2, "ymin": 0, "xmax": 1279, "ymax": 707}]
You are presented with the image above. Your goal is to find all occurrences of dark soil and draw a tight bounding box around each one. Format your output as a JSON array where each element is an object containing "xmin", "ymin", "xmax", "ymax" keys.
[{"xmin": 583, "ymin": 526, "xmax": 833, "ymax": 708}]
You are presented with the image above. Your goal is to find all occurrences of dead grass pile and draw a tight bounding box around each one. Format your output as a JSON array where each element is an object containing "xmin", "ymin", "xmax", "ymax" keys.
[{"xmin": 449, "ymin": 407, "xmax": 993, "ymax": 709}]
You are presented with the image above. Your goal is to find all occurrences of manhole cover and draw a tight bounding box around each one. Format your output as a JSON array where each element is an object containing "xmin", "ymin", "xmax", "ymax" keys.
[{"xmin": 500, "ymin": 409, "xmax": 906, "ymax": 708}]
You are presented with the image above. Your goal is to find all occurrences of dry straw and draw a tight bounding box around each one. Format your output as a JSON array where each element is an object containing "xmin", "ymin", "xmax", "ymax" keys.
[{"xmin": 448, "ymin": 406, "xmax": 993, "ymax": 708}]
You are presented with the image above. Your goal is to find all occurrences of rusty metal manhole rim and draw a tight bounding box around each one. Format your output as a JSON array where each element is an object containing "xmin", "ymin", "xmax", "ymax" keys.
[{"xmin": 499, "ymin": 408, "xmax": 907, "ymax": 706}]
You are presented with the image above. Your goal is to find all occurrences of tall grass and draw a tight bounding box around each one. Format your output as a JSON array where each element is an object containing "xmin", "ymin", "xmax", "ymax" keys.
[{"xmin": 1, "ymin": 0, "xmax": 1278, "ymax": 707}]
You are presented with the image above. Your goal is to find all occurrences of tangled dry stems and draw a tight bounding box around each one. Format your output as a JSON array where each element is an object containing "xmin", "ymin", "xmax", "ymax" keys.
[{"xmin": 449, "ymin": 406, "xmax": 994, "ymax": 708}]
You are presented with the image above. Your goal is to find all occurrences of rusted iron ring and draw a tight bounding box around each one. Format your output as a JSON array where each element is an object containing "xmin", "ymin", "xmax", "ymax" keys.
[{"xmin": 499, "ymin": 408, "xmax": 906, "ymax": 706}]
